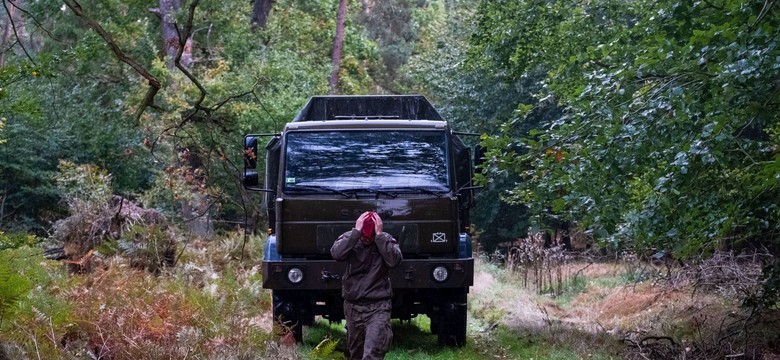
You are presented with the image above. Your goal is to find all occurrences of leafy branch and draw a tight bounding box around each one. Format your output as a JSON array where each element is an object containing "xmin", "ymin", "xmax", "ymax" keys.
[{"xmin": 62, "ymin": 0, "xmax": 162, "ymax": 122}]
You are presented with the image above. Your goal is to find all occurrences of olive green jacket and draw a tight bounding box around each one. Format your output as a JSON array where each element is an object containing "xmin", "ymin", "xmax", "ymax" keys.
[{"xmin": 331, "ymin": 228, "xmax": 402, "ymax": 302}]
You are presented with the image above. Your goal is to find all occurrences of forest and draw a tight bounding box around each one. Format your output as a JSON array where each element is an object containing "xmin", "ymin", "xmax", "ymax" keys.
[{"xmin": 0, "ymin": 0, "xmax": 778, "ymax": 359}]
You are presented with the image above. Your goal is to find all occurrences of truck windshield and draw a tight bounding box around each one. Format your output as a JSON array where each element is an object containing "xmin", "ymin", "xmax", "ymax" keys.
[{"xmin": 284, "ymin": 130, "xmax": 449, "ymax": 192}]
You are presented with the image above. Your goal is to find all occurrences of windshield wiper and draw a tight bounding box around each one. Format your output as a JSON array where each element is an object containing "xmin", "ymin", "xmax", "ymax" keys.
[
  {"xmin": 341, "ymin": 187, "xmax": 398, "ymax": 198},
  {"xmin": 368, "ymin": 188, "xmax": 397, "ymax": 198},
  {"xmin": 387, "ymin": 187, "xmax": 448, "ymax": 197},
  {"xmin": 289, "ymin": 185, "xmax": 352, "ymax": 198}
]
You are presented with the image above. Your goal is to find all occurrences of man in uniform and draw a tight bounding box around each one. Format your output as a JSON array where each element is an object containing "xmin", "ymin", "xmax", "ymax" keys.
[{"xmin": 331, "ymin": 211, "xmax": 403, "ymax": 360}]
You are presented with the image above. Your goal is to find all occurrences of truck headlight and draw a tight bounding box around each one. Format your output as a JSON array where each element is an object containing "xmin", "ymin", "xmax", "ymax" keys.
[
  {"xmin": 287, "ymin": 267, "xmax": 304, "ymax": 284},
  {"xmin": 432, "ymin": 265, "xmax": 449, "ymax": 282}
]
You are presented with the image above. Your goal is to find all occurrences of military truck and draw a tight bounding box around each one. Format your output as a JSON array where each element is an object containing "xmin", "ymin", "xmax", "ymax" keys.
[{"xmin": 243, "ymin": 95, "xmax": 478, "ymax": 346}]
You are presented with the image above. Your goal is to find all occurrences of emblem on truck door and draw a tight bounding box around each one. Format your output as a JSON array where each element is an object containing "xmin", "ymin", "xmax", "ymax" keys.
[{"xmin": 432, "ymin": 232, "xmax": 447, "ymax": 243}]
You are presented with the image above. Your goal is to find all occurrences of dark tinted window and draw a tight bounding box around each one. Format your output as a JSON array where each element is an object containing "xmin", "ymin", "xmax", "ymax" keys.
[{"xmin": 284, "ymin": 130, "xmax": 449, "ymax": 191}]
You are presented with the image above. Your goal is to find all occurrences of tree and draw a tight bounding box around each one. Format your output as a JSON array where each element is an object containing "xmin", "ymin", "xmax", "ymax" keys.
[
  {"xmin": 0, "ymin": 0, "xmax": 422, "ymax": 237},
  {"xmin": 470, "ymin": 0, "xmax": 780, "ymax": 261},
  {"xmin": 0, "ymin": 0, "xmax": 29, "ymax": 68},
  {"xmin": 405, "ymin": 0, "xmax": 560, "ymax": 251},
  {"xmin": 251, "ymin": 0, "xmax": 276, "ymax": 31},
  {"xmin": 157, "ymin": 0, "xmax": 193, "ymax": 70},
  {"xmin": 329, "ymin": 0, "xmax": 348, "ymax": 94},
  {"xmin": 356, "ymin": 0, "xmax": 431, "ymax": 93}
]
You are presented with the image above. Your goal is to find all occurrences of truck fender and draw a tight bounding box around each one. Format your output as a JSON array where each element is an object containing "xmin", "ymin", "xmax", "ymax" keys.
[
  {"xmin": 264, "ymin": 234, "xmax": 281, "ymax": 261},
  {"xmin": 458, "ymin": 233, "xmax": 472, "ymax": 259}
]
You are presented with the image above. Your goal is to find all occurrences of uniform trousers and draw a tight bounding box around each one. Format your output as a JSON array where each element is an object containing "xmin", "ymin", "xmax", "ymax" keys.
[{"xmin": 343, "ymin": 299, "xmax": 393, "ymax": 360}]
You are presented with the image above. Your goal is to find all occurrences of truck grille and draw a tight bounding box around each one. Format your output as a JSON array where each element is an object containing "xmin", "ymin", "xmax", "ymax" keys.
[{"xmin": 316, "ymin": 224, "xmax": 420, "ymax": 253}]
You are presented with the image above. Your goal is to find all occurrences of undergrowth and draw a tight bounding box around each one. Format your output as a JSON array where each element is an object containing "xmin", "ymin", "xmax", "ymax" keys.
[
  {"xmin": 0, "ymin": 230, "xmax": 289, "ymax": 359},
  {"xmin": 0, "ymin": 246, "xmax": 72, "ymax": 359},
  {"xmin": 3, "ymin": 224, "xmax": 778, "ymax": 359}
]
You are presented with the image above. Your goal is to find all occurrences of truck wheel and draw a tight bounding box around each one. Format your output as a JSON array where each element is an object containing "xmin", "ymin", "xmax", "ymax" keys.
[
  {"xmin": 272, "ymin": 291, "xmax": 304, "ymax": 342},
  {"xmin": 437, "ymin": 290, "xmax": 467, "ymax": 347}
]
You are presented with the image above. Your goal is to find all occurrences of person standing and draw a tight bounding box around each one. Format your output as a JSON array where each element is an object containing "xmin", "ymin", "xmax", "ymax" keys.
[{"xmin": 331, "ymin": 211, "xmax": 403, "ymax": 360}]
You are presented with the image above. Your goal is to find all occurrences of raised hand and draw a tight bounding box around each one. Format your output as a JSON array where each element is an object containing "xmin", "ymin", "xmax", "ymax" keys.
[
  {"xmin": 373, "ymin": 212, "xmax": 383, "ymax": 234},
  {"xmin": 355, "ymin": 211, "xmax": 371, "ymax": 231}
]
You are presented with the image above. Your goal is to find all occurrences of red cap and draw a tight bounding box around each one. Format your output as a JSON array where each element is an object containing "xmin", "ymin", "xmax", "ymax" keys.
[{"xmin": 361, "ymin": 212, "xmax": 376, "ymax": 238}]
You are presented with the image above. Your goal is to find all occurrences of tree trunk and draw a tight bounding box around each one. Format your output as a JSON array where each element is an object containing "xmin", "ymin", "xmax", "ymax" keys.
[
  {"xmin": 361, "ymin": 0, "xmax": 374, "ymax": 15},
  {"xmin": 251, "ymin": 0, "xmax": 275, "ymax": 31},
  {"xmin": 0, "ymin": 3, "xmax": 16, "ymax": 68},
  {"xmin": 159, "ymin": 0, "xmax": 206, "ymax": 236},
  {"xmin": 0, "ymin": 185, "xmax": 6, "ymax": 228},
  {"xmin": 329, "ymin": 0, "xmax": 348, "ymax": 94},
  {"xmin": 177, "ymin": 149, "xmax": 213, "ymax": 239},
  {"xmin": 181, "ymin": 36, "xmax": 193, "ymax": 69},
  {"xmin": 0, "ymin": 0, "xmax": 27, "ymax": 68},
  {"xmin": 159, "ymin": 0, "xmax": 192, "ymax": 70},
  {"xmin": 181, "ymin": 197, "xmax": 213, "ymax": 238}
]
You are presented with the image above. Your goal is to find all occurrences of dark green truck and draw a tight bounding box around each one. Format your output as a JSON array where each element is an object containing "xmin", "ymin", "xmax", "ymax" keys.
[{"xmin": 243, "ymin": 95, "xmax": 478, "ymax": 346}]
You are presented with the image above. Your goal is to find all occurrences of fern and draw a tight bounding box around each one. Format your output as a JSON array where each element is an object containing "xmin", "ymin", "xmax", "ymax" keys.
[
  {"xmin": 311, "ymin": 337, "xmax": 340, "ymax": 359},
  {"xmin": 0, "ymin": 249, "xmax": 35, "ymax": 327},
  {"xmin": 0, "ymin": 246, "xmax": 74, "ymax": 358},
  {"xmin": 117, "ymin": 224, "xmax": 176, "ymax": 273},
  {"xmin": 94, "ymin": 240, "xmax": 120, "ymax": 257}
]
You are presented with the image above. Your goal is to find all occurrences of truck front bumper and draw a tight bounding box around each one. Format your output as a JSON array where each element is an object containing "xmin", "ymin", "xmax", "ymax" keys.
[{"xmin": 262, "ymin": 258, "xmax": 474, "ymax": 291}]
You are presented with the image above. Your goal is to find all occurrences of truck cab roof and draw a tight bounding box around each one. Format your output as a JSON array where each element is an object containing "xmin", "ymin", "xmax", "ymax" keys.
[
  {"xmin": 284, "ymin": 119, "xmax": 449, "ymax": 132},
  {"xmin": 292, "ymin": 95, "xmax": 444, "ymax": 122}
]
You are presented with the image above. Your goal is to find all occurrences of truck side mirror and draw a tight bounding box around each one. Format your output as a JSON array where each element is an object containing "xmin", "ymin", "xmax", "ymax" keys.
[
  {"xmin": 243, "ymin": 170, "xmax": 259, "ymax": 187},
  {"xmin": 242, "ymin": 133, "xmax": 280, "ymax": 191},
  {"xmin": 244, "ymin": 136, "xmax": 259, "ymax": 169},
  {"xmin": 243, "ymin": 136, "xmax": 259, "ymax": 188},
  {"xmin": 473, "ymin": 144, "xmax": 486, "ymax": 168}
]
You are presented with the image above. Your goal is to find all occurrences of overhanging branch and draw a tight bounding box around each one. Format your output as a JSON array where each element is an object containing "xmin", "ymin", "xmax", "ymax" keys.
[{"xmin": 62, "ymin": 0, "xmax": 162, "ymax": 121}]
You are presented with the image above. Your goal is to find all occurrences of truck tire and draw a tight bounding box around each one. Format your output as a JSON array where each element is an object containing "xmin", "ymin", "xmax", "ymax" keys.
[
  {"xmin": 272, "ymin": 291, "xmax": 303, "ymax": 342},
  {"xmin": 437, "ymin": 289, "xmax": 467, "ymax": 347}
]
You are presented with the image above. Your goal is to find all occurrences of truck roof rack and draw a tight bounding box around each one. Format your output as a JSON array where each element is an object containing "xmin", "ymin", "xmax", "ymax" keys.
[{"xmin": 292, "ymin": 95, "xmax": 443, "ymax": 122}]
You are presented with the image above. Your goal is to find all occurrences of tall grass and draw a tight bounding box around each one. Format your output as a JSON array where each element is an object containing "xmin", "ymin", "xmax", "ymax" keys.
[{"xmin": 503, "ymin": 233, "xmax": 574, "ymax": 295}]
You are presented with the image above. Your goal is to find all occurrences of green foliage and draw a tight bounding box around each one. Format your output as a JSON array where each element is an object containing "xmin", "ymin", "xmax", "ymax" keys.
[
  {"xmin": 0, "ymin": 115, "xmax": 61, "ymax": 232},
  {"xmin": 747, "ymin": 260, "xmax": 780, "ymax": 309},
  {"xmin": 0, "ymin": 249, "xmax": 34, "ymax": 326},
  {"xmin": 0, "ymin": 231, "xmax": 40, "ymax": 251},
  {"xmin": 405, "ymin": 0, "xmax": 555, "ymax": 250},
  {"xmin": 0, "ymin": 3, "xmax": 157, "ymax": 232},
  {"xmin": 310, "ymin": 337, "xmax": 340, "ymax": 359},
  {"xmin": 0, "ymin": 246, "xmax": 72, "ymax": 358},
  {"xmin": 0, "ymin": 0, "xmax": 444, "ymax": 235},
  {"xmin": 356, "ymin": 0, "xmax": 439, "ymax": 93},
  {"xmin": 116, "ymin": 223, "xmax": 177, "ymax": 273},
  {"xmin": 470, "ymin": 0, "xmax": 780, "ymax": 261},
  {"xmin": 56, "ymin": 160, "xmax": 113, "ymax": 206}
]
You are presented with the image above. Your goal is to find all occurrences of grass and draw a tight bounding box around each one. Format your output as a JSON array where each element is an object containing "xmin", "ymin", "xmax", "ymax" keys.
[
  {"xmin": 301, "ymin": 316, "xmax": 522, "ymax": 360},
  {"xmin": 297, "ymin": 262, "xmax": 624, "ymax": 360},
  {"xmin": 298, "ymin": 312, "xmax": 622, "ymax": 360},
  {"xmin": 549, "ymin": 274, "xmax": 588, "ymax": 306},
  {"xmin": 0, "ymin": 245, "xmax": 647, "ymax": 359}
]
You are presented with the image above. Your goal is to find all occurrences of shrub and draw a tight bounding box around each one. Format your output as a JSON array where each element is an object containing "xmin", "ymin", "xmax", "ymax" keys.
[{"xmin": 50, "ymin": 161, "xmax": 180, "ymax": 272}]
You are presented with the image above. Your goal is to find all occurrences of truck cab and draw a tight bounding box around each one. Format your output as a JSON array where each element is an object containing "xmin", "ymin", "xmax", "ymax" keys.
[{"xmin": 243, "ymin": 95, "xmax": 477, "ymax": 346}]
